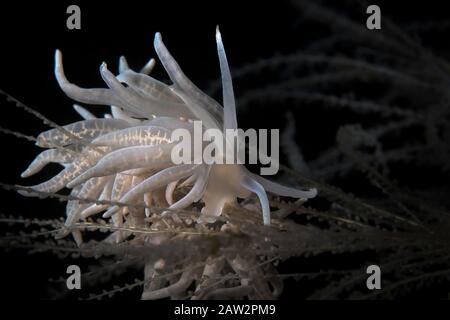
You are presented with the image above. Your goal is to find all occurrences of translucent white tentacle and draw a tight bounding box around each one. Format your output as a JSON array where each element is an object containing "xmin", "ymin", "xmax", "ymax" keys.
[
  {"xmin": 118, "ymin": 69, "xmax": 184, "ymax": 104},
  {"xmin": 153, "ymin": 33, "xmax": 223, "ymax": 129},
  {"xmin": 216, "ymin": 27, "xmax": 238, "ymax": 131},
  {"xmin": 55, "ymin": 50, "xmax": 123, "ymax": 106},
  {"xmin": 140, "ymin": 58, "xmax": 156, "ymax": 75},
  {"xmin": 67, "ymin": 143, "xmax": 176, "ymax": 188},
  {"xmin": 19, "ymin": 156, "xmax": 97, "ymax": 196},
  {"xmin": 21, "ymin": 149, "xmax": 76, "ymax": 178},
  {"xmin": 165, "ymin": 165, "xmax": 210, "ymax": 212},
  {"xmin": 73, "ymin": 104, "xmax": 96, "ymax": 120},
  {"xmin": 91, "ymin": 126, "xmax": 171, "ymax": 148},
  {"xmin": 36, "ymin": 118, "xmax": 129, "ymax": 147},
  {"xmin": 249, "ymin": 172, "xmax": 317, "ymax": 199},
  {"xmin": 101, "ymin": 63, "xmax": 194, "ymax": 119},
  {"xmin": 241, "ymin": 175, "xmax": 271, "ymax": 226},
  {"xmin": 103, "ymin": 164, "xmax": 198, "ymax": 218},
  {"xmin": 65, "ymin": 176, "xmax": 109, "ymax": 227},
  {"xmin": 119, "ymin": 56, "xmax": 130, "ymax": 73}
]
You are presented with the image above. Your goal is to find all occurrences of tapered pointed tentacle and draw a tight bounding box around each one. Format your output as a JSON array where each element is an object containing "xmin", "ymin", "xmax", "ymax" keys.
[
  {"xmin": 55, "ymin": 50, "xmax": 123, "ymax": 106},
  {"xmin": 99, "ymin": 175, "xmax": 115, "ymax": 201},
  {"xmin": 103, "ymin": 164, "xmax": 198, "ymax": 218},
  {"xmin": 101, "ymin": 63, "xmax": 194, "ymax": 119},
  {"xmin": 80, "ymin": 202, "xmax": 108, "ymax": 219},
  {"xmin": 71, "ymin": 230, "xmax": 83, "ymax": 247},
  {"xmin": 65, "ymin": 185, "xmax": 83, "ymax": 222},
  {"xmin": 18, "ymin": 156, "xmax": 96, "ymax": 196},
  {"xmin": 108, "ymin": 174, "xmax": 146, "ymax": 220},
  {"xmin": 140, "ymin": 58, "xmax": 156, "ymax": 75},
  {"xmin": 216, "ymin": 27, "xmax": 238, "ymax": 131},
  {"xmin": 119, "ymin": 56, "xmax": 130, "ymax": 73},
  {"xmin": 67, "ymin": 143, "xmax": 176, "ymax": 188},
  {"xmin": 57, "ymin": 176, "xmax": 110, "ymax": 240},
  {"xmin": 107, "ymin": 173, "xmax": 134, "ymax": 217},
  {"xmin": 80, "ymin": 176, "xmax": 116, "ymax": 218},
  {"xmin": 153, "ymin": 33, "xmax": 223, "ymax": 128},
  {"xmin": 118, "ymin": 69, "xmax": 184, "ymax": 104},
  {"xmin": 91, "ymin": 126, "xmax": 171, "ymax": 148},
  {"xmin": 37, "ymin": 118, "xmax": 130, "ymax": 147},
  {"xmin": 21, "ymin": 149, "xmax": 76, "ymax": 178},
  {"xmin": 65, "ymin": 176, "xmax": 109, "ymax": 227},
  {"xmin": 248, "ymin": 172, "xmax": 317, "ymax": 199},
  {"xmin": 73, "ymin": 104, "xmax": 96, "ymax": 120},
  {"xmin": 101, "ymin": 63, "xmax": 153, "ymax": 118},
  {"xmin": 165, "ymin": 165, "xmax": 211, "ymax": 212},
  {"xmin": 241, "ymin": 175, "xmax": 271, "ymax": 226}
]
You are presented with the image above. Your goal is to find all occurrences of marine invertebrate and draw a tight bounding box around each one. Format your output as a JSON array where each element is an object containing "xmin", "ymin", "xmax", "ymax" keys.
[
  {"xmin": 2, "ymin": 0, "xmax": 448, "ymax": 301},
  {"xmin": 20, "ymin": 28, "xmax": 316, "ymax": 243},
  {"xmin": 12, "ymin": 28, "xmax": 317, "ymax": 299}
]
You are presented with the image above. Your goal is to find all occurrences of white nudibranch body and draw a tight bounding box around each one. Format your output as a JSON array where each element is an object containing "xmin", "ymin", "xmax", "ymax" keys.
[{"xmin": 20, "ymin": 28, "xmax": 316, "ymax": 244}]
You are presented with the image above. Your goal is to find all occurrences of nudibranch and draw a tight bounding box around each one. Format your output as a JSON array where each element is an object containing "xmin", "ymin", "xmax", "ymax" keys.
[{"xmin": 20, "ymin": 27, "xmax": 317, "ymax": 243}]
